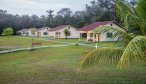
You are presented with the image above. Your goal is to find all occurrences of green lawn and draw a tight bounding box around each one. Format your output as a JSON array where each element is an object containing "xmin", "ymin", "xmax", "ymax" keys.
[
  {"xmin": 0, "ymin": 36, "xmax": 119, "ymax": 50},
  {"xmin": 0, "ymin": 46, "xmax": 146, "ymax": 84},
  {"xmin": 0, "ymin": 36, "xmax": 64, "ymax": 50},
  {"xmin": 35, "ymin": 37, "xmax": 119, "ymax": 47}
]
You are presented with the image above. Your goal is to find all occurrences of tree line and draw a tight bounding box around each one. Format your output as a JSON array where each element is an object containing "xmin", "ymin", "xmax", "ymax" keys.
[{"xmin": 0, "ymin": 0, "xmax": 135, "ymax": 35}]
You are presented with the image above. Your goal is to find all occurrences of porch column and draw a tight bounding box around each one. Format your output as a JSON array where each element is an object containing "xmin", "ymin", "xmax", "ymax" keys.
[
  {"xmin": 79, "ymin": 33, "xmax": 82, "ymax": 41},
  {"xmin": 87, "ymin": 33, "xmax": 90, "ymax": 42},
  {"xmin": 54, "ymin": 32, "xmax": 56, "ymax": 39},
  {"xmin": 93, "ymin": 33, "xmax": 95, "ymax": 42}
]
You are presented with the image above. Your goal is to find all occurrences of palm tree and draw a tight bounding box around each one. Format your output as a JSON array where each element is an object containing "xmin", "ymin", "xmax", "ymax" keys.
[
  {"xmin": 79, "ymin": 0, "xmax": 146, "ymax": 69},
  {"xmin": 46, "ymin": 10, "xmax": 54, "ymax": 26},
  {"xmin": 64, "ymin": 28, "xmax": 71, "ymax": 40}
]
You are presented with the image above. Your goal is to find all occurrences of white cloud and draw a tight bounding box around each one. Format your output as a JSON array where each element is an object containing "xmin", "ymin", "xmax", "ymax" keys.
[{"xmin": 0, "ymin": 0, "xmax": 91, "ymax": 16}]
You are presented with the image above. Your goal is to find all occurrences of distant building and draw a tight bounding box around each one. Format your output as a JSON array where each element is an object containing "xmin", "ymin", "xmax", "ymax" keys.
[
  {"xmin": 17, "ymin": 28, "xmax": 37, "ymax": 36},
  {"xmin": 48, "ymin": 25, "xmax": 80, "ymax": 39},
  {"xmin": 36, "ymin": 27, "xmax": 50, "ymax": 37},
  {"xmin": 79, "ymin": 21, "xmax": 122, "ymax": 42},
  {"xmin": 17, "ymin": 29, "xmax": 31, "ymax": 36}
]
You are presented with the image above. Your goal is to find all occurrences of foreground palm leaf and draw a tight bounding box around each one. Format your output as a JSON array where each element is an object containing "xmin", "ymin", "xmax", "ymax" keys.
[
  {"xmin": 137, "ymin": 0, "xmax": 146, "ymax": 22},
  {"xmin": 116, "ymin": 0, "xmax": 146, "ymax": 36},
  {"xmin": 79, "ymin": 48, "xmax": 123, "ymax": 69},
  {"xmin": 117, "ymin": 36, "xmax": 146, "ymax": 68},
  {"xmin": 79, "ymin": 36, "xmax": 146, "ymax": 69}
]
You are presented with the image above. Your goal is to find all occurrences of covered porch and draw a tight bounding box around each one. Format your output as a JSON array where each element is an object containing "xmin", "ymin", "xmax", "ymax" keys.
[{"xmin": 79, "ymin": 31, "xmax": 101, "ymax": 42}]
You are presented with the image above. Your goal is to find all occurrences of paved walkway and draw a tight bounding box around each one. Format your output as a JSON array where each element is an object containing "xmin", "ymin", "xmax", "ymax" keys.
[
  {"xmin": 0, "ymin": 37, "xmax": 102, "ymax": 54},
  {"xmin": 0, "ymin": 44, "xmax": 73, "ymax": 54},
  {"xmin": 22, "ymin": 37, "xmax": 100, "ymax": 48}
]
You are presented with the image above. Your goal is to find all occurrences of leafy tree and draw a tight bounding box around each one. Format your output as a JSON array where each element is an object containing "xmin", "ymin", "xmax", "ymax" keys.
[
  {"xmin": 46, "ymin": 10, "xmax": 54, "ymax": 27},
  {"xmin": 79, "ymin": 0, "xmax": 146, "ymax": 69},
  {"xmin": 57, "ymin": 8, "xmax": 72, "ymax": 24},
  {"xmin": 64, "ymin": 28, "xmax": 71, "ymax": 40},
  {"xmin": 1, "ymin": 28, "xmax": 13, "ymax": 50},
  {"xmin": 31, "ymin": 15, "xmax": 39, "ymax": 28},
  {"xmin": 1, "ymin": 27, "xmax": 13, "ymax": 38},
  {"xmin": 40, "ymin": 15, "xmax": 47, "ymax": 27}
]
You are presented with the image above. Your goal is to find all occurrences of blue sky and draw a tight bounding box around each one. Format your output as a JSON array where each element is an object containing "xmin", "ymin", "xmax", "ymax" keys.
[{"xmin": 0, "ymin": 0, "xmax": 92, "ymax": 16}]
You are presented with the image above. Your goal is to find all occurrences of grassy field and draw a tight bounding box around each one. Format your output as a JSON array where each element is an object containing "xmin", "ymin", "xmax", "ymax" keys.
[
  {"xmin": 0, "ymin": 36, "xmax": 64, "ymax": 50},
  {"xmin": 0, "ymin": 36, "xmax": 119, "ymax": 51},
  {"xmin": 0, "ymin": 36, "xmax": 146, "ymax": 83},
  {"xmin": 0, "ymin": 46, "xmax": 146, "ymax": 84},
  {"xmin": 37, "ymin": 37, "xmax": 120, "ymax": 47}
]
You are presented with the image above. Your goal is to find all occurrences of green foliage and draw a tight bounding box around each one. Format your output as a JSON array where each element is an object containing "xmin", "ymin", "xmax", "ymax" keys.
[
  {"xmin": 1, "ymin": 27, "xmax": 13, "ymax": 36},
  {"xmin": 64, "ymin": 28, "xmax": 71, "ymax": 40},
  {"xmin": 79, "ymin": 48, "xmax": 123, "ymax": 69},
  {"xmin": 118, "ymin": 36, "xmax": 146, "ymax": 69},
  {"xmin": 64, "ymin": 28, "xmax": 71, "ymax": 36},
  {"xmin": 136, "ymin": 0, "xmax": 146, "ymax": 22},
  {"xmin": 116, "ymin": 0, "xmax": 146, "ymax": 35}
]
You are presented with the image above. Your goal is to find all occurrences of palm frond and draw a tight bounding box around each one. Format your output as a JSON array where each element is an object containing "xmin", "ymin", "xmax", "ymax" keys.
[
  {"xmin": 117, "ymin": 36, "xmax": 146, "ymax": 69},
  {"xmin": 116, "ymin": 0, "xmax": 146, "ymax": 35},
  {"xmin": 116, "ymin": 1, "xmax": 136, "ymax": 29},
  {"xmin": 136, "ymin": 0, "xmax": 146, "ymax": 21},
  {"xmin": 79, "ymin": 48, "xmax": 123, "ymax": 69}
]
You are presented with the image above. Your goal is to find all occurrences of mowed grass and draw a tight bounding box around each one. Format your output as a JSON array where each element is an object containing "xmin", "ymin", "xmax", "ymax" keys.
[
  {"xmin": 0, "ymin": 36, "xmax": 64, "ymax": 49},
  {"xmin": 38, "ymin": 37, "xmax": 119, "ymax": 47},
  {"xmin": 0, "ymin": 46, "xmax": 146, "ymax": 84}
]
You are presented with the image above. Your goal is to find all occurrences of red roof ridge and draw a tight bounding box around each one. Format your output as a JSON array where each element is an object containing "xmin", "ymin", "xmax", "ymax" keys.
[
  {"xmin": 49, "ymin": 25, "xmax": 70, "ymax": 31},
  {"xmin": 79, "ymin": 21, "xmax": 114, "ymax": 31}
]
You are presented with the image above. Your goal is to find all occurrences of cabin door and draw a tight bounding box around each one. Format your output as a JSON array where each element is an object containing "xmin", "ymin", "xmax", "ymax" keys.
[
  {"xmin": 37, "ymin": 32, "xmax": 41, "ymax": 37},
  {"xmin": 96, "ymin": 34, "xmax": 101, "ymax": 42},
  {"xmin": 56, "ymin": 32, "xmax": 61, "ymax": 38}
]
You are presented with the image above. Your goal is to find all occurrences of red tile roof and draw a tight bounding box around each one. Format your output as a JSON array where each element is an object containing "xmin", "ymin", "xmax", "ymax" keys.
[
  {"xmin": 79, "ymin": 21, "xmax": 113, "ymax": 31},
  {"xmin": 48, "ymin": 25, "xmax": 68, "ymax": 31}
]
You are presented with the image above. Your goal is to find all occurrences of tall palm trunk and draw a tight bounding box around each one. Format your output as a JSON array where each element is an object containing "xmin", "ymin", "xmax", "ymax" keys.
[{"xmin": 65, "ymin": 35, "xmax": 67, "ymax": 40}]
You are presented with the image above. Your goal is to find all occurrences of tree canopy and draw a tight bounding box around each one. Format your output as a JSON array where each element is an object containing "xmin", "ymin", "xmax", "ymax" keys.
[{"xmin": 1, "ymin": 27, "xmax": 13, "ymax": 36}]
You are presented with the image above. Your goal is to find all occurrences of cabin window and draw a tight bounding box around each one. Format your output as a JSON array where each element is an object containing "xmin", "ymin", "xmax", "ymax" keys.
[
  {"xmin": 90, "ymin": 33, "xmax": 93, "ymax": 37},
  {"xmin": 43, "ymin": 32, "xmax": 48, "ymax": 35},
  {"xmin": 107, "ymin": 32, "xmax": 112, "ymax": 38}
]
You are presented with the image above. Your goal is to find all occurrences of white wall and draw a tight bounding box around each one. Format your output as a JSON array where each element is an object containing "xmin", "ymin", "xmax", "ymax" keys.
[
  {"xmin": 55, "ymin": 26, "xmax": 80, "ymax": 38},
  {"xmin": 18, "ymin": 31, "xmax": 31, "ymax": 36},
  {"xmin": 48, "ymin": 31, "xmax": 55, "ymax": 38}
]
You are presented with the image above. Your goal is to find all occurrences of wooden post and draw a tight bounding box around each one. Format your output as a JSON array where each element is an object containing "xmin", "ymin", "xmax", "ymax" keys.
[
  {"xmin": 79, "ymin": 33, "xmax": 82, "ymax": 41},
  {"xmin": 95, "ymin": 43, "xmax": 98, "ymax": 49},
  {"xmin": 93, "ymin": 33, "xmax": 95, "ymax": 42}
]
